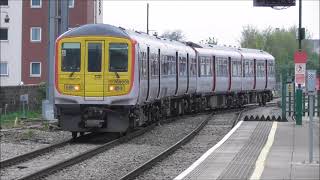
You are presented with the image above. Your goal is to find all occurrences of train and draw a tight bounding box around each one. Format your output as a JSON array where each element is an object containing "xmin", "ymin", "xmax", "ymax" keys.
[{"xmin": 54, "ymin": 24, "xmax": 276, "ymax": 138}]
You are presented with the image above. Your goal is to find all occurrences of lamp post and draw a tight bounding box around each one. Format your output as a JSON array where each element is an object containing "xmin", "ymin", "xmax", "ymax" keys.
[
  {"xmin": 0, "ymin": 12, "xmax": 10, "ymax": 23},
  {"xmin": 298, "ymin": 0, "xmax": 302, "ymax": 50}
]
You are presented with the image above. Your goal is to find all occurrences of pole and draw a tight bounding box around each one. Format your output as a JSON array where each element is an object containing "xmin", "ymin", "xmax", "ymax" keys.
[
  {"xmin": 298, "ymin": 0, "xmax": 302, "ymax": 50},
  {"xmin": 60, "ymin": 0, "xmax": 69, "ymax": 33},
  {"xmin": 147, "ymin": 3, "xmax": 149, "ymax": 34},
  {"xmin": 47, "ymin": 0, "xmax": 55, "ymax": 103},
  {"xmin": 282, "ymin": 69, "xmax": 287, "ymax": 121},
  {"xmin": 46, "ymin": 0, "xmax": 56, "ymax": 119},
  {"xmin": 309, "ymin": 94, "xmax": 314, "ymax": 163},
  {"xmin": 295, "ymin": 85, "xmax": 302, "ymax": 125}
]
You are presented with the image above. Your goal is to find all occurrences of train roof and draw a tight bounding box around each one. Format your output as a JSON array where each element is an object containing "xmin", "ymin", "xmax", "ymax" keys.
[
  {"xmin": 195, "ymin": 44, "xmax": 241, "ymax": 58},
  {"xmin": 238, "ymin": 48, "xmax": 274, "ymax": 60},
  {"xmin": 125, "ymin": 29, "xmax": 195, "ymax": 55},
  {"xmin": 59, "ymin": 24, "xmax": 130, "ymax": 39}
]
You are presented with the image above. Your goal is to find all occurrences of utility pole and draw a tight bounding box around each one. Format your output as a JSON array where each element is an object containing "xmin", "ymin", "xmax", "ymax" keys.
[
  {"xmin": 44, "ymin": 0, "xmax": 69, "ymax": 120},
  {"xmin": 147, "ymin": 3, "xmax": 149, "ymax": 34},
  {"xmin": 298, "ymin": 0, "xmax": 302, "ymax": 50}
]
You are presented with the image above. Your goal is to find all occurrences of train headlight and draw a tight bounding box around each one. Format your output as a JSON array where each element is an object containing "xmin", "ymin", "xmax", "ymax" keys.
[
  {"xmin": 109, "ymin": 85, "xmax": 115, "ymax": 91},
  {"xmin": 74, "ymin": 85, "xmax": 80, "ymax": 91},
  {"xmin": 65, "ymin": 84, "xmax": 80, "ymax": 91},
  {"xmin": 109, "ymin": 85, "xmax": 123, "ymax": 91}
]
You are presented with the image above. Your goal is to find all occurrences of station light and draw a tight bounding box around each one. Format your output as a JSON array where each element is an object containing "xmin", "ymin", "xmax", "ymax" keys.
[{"xmin": 253, "ymin": 0, "xmax": 296, "ymax": 7}]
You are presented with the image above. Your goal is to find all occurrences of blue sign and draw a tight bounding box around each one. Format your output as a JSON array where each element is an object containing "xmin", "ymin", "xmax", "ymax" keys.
[{"xmin": 307, "ymin": 70, "xmax": 316, "ymax": 93}]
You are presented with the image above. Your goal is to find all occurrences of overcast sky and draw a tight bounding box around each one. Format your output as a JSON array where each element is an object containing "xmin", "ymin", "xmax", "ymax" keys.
[{"xmin": 103, "ymin": 0, "xmax": 319, "ymax": 46}]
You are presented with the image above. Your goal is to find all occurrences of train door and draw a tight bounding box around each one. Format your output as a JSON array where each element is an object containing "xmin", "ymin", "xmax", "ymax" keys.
[
  {"xmin": 84, "ymin": 41, "xmax": 104, "ymax": 100},
  {"xmin": 253, "ymin": 59, "xmax": 256, "ymax": 89},
  {"xmin": 146, "ymin": 47, "xmax": 150, "ymax": 100},
  {"xmin": 228, "ymin": 57, "xmax": 231, "ymax": 91},
  {"xmin": 186, "ymin": 53, "xmax": 189, "ymax": 93},
  {"xmin": 157, "ymin": 49, "xmax": 161, "ymax": 98},
  {"xmin": 265, "ymin": 59, "xmax": 268, "ymax": 89},
  {"xmin": 175, "ymin": 52, "xmax": 179, "ymax": 95},
  {"xmin": 212, "ymin": 56, "xmax": 216, "ymax": 91}
]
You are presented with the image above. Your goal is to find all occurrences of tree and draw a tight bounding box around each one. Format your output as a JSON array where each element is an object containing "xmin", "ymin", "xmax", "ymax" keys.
[
  {"xmin": 161, "ymin": 30, "xmax": 185, "ymax": 41},
  {"xmin": 239, "ymin": 25, "xmax": 319, "ymax": 81},
  {"xmin": 200, "ymin": 37, "xmax": 218, "ymax": 45}
]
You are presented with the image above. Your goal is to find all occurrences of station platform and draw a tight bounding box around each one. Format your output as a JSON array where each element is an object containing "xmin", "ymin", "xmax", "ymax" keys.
[{"xmin": 175, "ymin": 117, "xmax": 319, "ymax": 180}]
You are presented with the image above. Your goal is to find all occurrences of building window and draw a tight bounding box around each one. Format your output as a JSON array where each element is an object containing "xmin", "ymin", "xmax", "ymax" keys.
[
  {"xmin": 30, "ymin": 27, "xmax": 41, "ymax": 42},
  {"xmin": 0, "ymin": 0, "xmax": 8, "ymax": 6},
  {"xmin": 31, "ymin": 0, "xmax": 41, "ymax": 8},
  {"xmin": 0, "ymin": 62, "xmax": 8, "ymax": 76},
  {"xmin": 30, "ymin": 62, "xmax": 41, "ymax": 77},
  {"xmin": 0, "ymin": 28, "xmax": 8, "ymax": 41},
  {"xmin": 69, "ymin": 0, "xmax": 74, "ymax": 8}
]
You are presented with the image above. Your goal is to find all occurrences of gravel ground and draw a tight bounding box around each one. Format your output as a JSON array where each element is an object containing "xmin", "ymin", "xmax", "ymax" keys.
[
  {"xmin": 135, "ymin": 112, "xmax": 238, "ymax": 180},
  {"xmin": 0, "ymin": 128, "xmax": 70, "ymax": 161},
  {"xmin": 0, "ymin": 143, "xmax": 97, "ymax": 180},
  {"xmin": 45, "ymin": 114, "xmax": 209, "ymax": 180},
  {"xmin": 135, "ymin": 105, "xmax": 281, "ymax": 180}
]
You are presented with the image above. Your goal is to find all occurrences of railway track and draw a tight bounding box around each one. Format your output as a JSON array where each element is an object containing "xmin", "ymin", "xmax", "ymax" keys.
[
  {"xmin": 0, "ymin": 124, "xmax": 156, "ymax": 180},
  {"xmin": 0, "ymin": 132, "xmax": 110, "ymax": 169},
  {"xmin": 120, "ymin": 107, "xmax": 251, "ymax": 180},
  {"xmin": 1, "ymin": 103, "xmax": 275, "ymax": 180}
]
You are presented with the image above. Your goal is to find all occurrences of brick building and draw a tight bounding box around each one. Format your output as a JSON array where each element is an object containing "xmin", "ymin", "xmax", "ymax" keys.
[
  {"xmin": 0, "ymin": 0, "xmax": 103, "ymax": 86},
  {"xmin": 21, "ymin": 0, "xmax": 97, "ymax": 84}
]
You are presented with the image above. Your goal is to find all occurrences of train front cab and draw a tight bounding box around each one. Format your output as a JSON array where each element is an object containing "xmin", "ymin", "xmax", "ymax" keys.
[{"xmin": 55, "ymin": 36, "xmax": 137, "ymax": 133}]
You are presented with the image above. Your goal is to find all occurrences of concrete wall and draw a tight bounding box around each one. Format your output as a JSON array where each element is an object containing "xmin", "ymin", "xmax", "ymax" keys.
[
  {"xmin": 0, "ymin": 84, "xmax": 45, "ymax": 113},
  {"xmin": 0, "ymin": 0, "xmax": 22, "ymax": 86}
]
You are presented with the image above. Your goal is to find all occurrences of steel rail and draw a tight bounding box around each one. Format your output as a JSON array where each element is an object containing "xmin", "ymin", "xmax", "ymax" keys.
[
  {"xmin": 0, "ymin": 140, "xmax": 72, "ymax": 169},
  {"xmin": 120, "ymin": 107, "xmax": 251, "ymax": 180},
  {"xmin": 17, "ymin": 124, "xmax": 156, "ymax": 180},
  {"xmin": 0, "ymin": 132, "xmax": 102, "ymax": 169}
]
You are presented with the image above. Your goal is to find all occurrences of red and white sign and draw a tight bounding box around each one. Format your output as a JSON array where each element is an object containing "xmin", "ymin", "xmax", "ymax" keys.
[
  {"xmin": 295, "ymin": 63, "xmax": 306, "ymax": 86},
  {"xmin": 294, "ymin": 51, "xmax": 308, "ymax": 63},
  {"xmin": 295, "ymin": 63, "xmax": 306, "ymax": 74},
  {"xmin": 295, "ymin": 74, "xmax": 305, "ymax": 86}
]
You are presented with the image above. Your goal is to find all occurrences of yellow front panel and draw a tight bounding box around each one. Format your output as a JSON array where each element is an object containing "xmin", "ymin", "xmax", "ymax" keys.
[
  {"xmin": 57, "ymin": 36, "xmax": 133, "ymax": 97},
  {"xmin": 84, "ymin": 41, "xmax": 104, "ymax": 99}
]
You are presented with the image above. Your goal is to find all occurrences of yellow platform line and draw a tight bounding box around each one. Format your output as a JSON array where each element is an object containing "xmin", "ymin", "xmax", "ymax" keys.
[{"xmin": 250, "ymin": 121, "xmax": 278, "ymax": 180}]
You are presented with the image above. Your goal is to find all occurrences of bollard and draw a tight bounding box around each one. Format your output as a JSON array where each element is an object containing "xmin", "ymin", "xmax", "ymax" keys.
[
  {"xmin": 303, "ymin": 94, "xmax": 306, "ymax": 116},
  {"xmin": 281, "ymin": 70, "xmax": 287, "ymax": 121},
  {"xmin": 295, "ymin": 86, "xmax": 303, "ymax": 125}
]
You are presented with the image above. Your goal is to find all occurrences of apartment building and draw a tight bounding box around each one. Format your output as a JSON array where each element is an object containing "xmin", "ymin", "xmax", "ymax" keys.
[
  {"xmin": 0, "ymin": 0, "xmax": 103, "ymax": 86},
  {"xmin": 0, "ymin": 0, "xmax": 22, "ymax": 86}
]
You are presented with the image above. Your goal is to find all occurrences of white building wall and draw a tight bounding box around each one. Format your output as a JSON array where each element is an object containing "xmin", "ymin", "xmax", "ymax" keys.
[
  {"xmin": 94, "ymin": 0, "xmax": 103, "ymax": 23},
  {"xmin": 0, "ymin": 0, "xmax": 22, "ymax": 86}
]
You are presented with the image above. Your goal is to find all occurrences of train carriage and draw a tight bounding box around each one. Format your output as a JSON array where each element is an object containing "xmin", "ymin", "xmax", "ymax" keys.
[{"xmin": 54, "ymin": 24, "xmax": 275, "ymax": 137}]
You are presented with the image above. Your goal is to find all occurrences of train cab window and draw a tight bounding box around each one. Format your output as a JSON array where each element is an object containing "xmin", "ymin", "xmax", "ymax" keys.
[
  {"xmin": 88, "ymin": 43, "xmax": 102, "ymax": 72},
  {"xmin": 61, "ymin": 42, "xmax": 80, "ymax": 72},
  {"xmin": 109, "ymin": 43, "xmax": 128, "ymax": 72}
]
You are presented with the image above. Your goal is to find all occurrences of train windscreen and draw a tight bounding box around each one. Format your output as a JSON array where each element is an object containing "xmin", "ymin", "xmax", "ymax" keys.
[{"xmin": 109, "ymin": 43, "xmax": 128, "ymax": 72}]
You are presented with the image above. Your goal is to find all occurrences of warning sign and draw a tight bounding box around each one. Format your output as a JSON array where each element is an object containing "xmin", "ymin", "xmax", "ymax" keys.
[
  {"xmin": 295, "ymin": 74, "xmax": 305, "ymax": 87},
  {"xmin": 295, "ymin": 62, "xmax": 306, "ymax": 87},
  {"xmin": 288, "ymin": 84, "xmax": 293, "ymax": 93},
  {"xmin": 295, "ymin": 63, "xmax": 306, "ymax": 74}
]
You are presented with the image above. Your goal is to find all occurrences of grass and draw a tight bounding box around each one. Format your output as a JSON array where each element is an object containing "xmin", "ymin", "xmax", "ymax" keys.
[{"xmin": 0, "ymin": 110, "xmax": 42, "ymax": 128}]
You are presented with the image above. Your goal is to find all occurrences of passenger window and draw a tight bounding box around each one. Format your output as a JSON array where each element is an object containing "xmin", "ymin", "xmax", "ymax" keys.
[
  {"xmin": 61, "ymin": 42, "xmax": 80, "ymax": 72},
  {"xmin": 109, "ymin": 43, "xmax": 128, "ymax": 72},
  {"xmin": 88, "ymin": 43, "xmax": 102, "ymax": 72}
]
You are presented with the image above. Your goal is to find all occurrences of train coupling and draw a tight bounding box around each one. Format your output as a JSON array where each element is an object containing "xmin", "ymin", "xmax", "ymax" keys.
[
  {"xmin": 82, "ymin": 107, "xmax": 107, "ymax": 128},
  {"xmin": 84, "ymin": 119, "xmax": 105, "ymax": 128}
]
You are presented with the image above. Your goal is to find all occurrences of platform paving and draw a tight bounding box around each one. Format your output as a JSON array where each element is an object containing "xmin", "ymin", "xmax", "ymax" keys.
[
  {"xmin": 176, "ymin": 118, "xmax": 319, "ymax": 180},
  {"xmin": 261, "ymin": 119, "xmax": 319, "ymax": 180}
]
